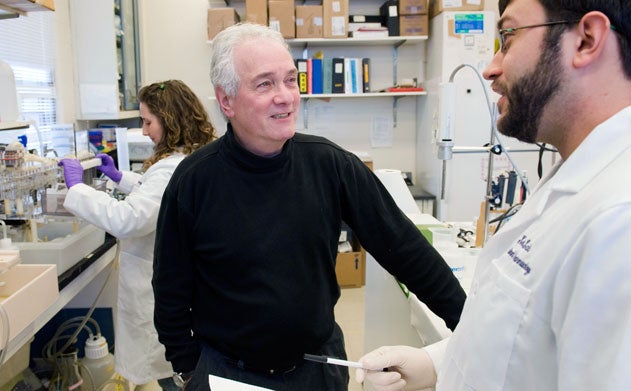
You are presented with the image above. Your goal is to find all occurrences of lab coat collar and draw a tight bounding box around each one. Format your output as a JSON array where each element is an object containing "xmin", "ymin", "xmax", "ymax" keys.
[
  {"xmin": 491, "ymin": 106, "xmax": 631, "ymax": 236},
  {"xmin": 546, "ymin": 106, "xmax": 631, "ymax": 193}
]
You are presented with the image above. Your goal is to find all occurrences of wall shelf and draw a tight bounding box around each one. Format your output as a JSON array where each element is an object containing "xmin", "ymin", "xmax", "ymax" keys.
[
  {"xmin": 288, "ymin": 35, "xmax": 427, "ymax": 47},
  {"xmin": 0, "ymin": 0, "xmax": 54, "ymax": 16},
  {"xmin": 301, "ymin": 91, "xmax": 426, "ymax": 99},
  {"xmin": 207, "ymin": 35, "xmax": 428, "ymax": 47},
  {"xmin": 76, "ymin": 110, "xmax": 140, "ymax": 122},
  {"xmin": 0, "ymin": 121, "xmax": 31, "ymax": 130}
]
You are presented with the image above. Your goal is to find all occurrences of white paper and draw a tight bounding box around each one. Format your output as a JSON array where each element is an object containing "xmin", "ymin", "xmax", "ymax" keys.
[
  {"xmin": 79, "ymin": 83, "xmax": 118, "ymax": 115},
  {"xmin": 374, "ymin": 169, "xmax": 420, "ymax": 215},
  {"xmin": 312, "ymin": 104, "xmax": 336, "ymax": 138},
  {"xmin": 208, "ymin": 375, "xmax": 274, "ymax": 390},
  {"xmin": 115, "ymin": 127, "xmax": 130, "ymax": 171},
  {"xmin": 443, "ymin": 0, "xmax": 463, "ymax": 6},
  {"xmin": 331, "ymin": 16, "xmax": 346, "ymax": 36},
  {"xmin": 370, "ymin": 116, "xmax": 393, "ymax": 148}
]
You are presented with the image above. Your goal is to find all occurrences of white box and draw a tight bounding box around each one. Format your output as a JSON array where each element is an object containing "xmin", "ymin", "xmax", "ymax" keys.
[
  {"xmin": 0, "ymin": 264, "xmax": 58, "ymax": 343},
  {"xmin": 16, "ymin": 221, "xmax": 105, "ymax": 276}
]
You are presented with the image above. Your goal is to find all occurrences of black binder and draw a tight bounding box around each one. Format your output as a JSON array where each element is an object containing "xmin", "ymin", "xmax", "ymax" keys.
[{"xmin": 332, "ymin": 57, "xmax": 345, "ymax": 93}]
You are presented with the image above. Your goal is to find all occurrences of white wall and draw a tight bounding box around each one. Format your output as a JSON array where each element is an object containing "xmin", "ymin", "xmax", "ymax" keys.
[
  {"xmin": 51, "ymin": 0, "xmax": 500, "ymax": 175},
  {"xmin": 137, "ymin": 0, "xmax": 216, "ymax": 121},
  {"xmin": 50, "ymin": 0, "xmax": 423, "ymax": 174}
]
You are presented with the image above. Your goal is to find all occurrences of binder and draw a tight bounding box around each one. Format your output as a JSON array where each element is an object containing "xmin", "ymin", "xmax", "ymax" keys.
[
  {"xmin": 362, "ymin": 58, "xmax": 370, "ymax": 93},
  {"xmin": 307, "ymin": 58, "xmax": 313, "ymax": 94},
  {"xmin": 344, "ymin": 58, "xmax": 353, "ymax": 94},
  {"xmin": 311, "ymin": 58, "xmax": 323, "ymax": 94},
  {"xmin": 353, "ymin": 58, "xmax": 362, "ymax": 94},
  {"xmin": 332, "ymin": 58, "xmax": 345, "ymax": 93},
  {"xmin": 323, "ymin": 58, "xmax": 333, "ymax": 94},
  {"xmin": 295, "ymin": 59, "xmax": 308, "ymax": 94},
  {"xmin": 379, "ymin": 0, "xmax": 400, "ymax": 36}
]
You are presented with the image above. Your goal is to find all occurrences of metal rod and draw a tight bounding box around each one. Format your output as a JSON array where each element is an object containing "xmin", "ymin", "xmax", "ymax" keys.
[{"xmin": 482, "ymin": 104, "xmax": 499, "ymax": 245}]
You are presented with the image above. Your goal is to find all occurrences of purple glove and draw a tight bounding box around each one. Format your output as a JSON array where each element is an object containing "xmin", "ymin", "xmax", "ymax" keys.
[
  {"xmin": 58, "ymin": 159, "xmax": 84, "ymax": 188},
  {"xmin": 96, "ymin": 153, "xmax": 122, "ymax": 183}
]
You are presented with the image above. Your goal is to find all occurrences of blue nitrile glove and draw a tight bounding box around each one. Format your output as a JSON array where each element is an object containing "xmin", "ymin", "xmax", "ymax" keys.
[
  {"xmin": 96, "ymin": 153, "xmax": 122, "ymax": 183},
  {"xmin": 58, "ymin": 159, "xmax": 84, "ymax": 189}
]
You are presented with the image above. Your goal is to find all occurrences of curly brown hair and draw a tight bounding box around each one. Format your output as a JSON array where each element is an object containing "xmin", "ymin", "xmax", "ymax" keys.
[{"xmin": 138, "ymin": 80, "xmax": 216, "ymax": 170}]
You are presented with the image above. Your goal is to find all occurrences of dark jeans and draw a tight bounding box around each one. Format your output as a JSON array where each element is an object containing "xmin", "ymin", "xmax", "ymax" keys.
[{"xmin": 186, "ymin": 323, "xmax": 349, "ymax": 391}]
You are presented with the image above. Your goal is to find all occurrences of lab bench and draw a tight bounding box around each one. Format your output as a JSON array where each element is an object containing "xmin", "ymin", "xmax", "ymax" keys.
[{"xmin": 1, "ymin": 235, "xmax": 117, "ymax": 365}]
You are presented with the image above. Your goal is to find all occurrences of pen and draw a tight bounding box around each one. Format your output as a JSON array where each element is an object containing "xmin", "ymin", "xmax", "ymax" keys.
[
  {"xmin": 304, "ymin": 353, "xmax": 364, "ymax": 369},
  {"xmin": 303, "ymin": 354, "xmax": 388, "ymax": 371}
]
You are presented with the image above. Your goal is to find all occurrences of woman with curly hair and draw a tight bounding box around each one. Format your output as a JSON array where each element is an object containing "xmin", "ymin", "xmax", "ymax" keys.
[{"xmin": 59, "ymin": 80, "xmax": 216, "ymax": 390}]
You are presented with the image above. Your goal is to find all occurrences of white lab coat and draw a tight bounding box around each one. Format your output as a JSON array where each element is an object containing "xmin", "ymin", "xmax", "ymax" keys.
[
  {"xmin": 437, "ymin": 107, "xmax": 631, "ymax": 390},
  {"xmin": 63, "ymin": 153, "xmax": 185, "ymax": 385}
]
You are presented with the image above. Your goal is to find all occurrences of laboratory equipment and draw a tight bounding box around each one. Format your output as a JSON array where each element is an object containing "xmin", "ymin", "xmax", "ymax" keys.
[
  {"xmin": 0, "ymin": 142, "xmax": 106, "ymax": 275},
  {"xmin": 0, "ymin": 142, "xmax": 58, "ymax": 220},
  {"xmin": 417, "ymin": 11, "xmax": 557, "ymax": 223}
]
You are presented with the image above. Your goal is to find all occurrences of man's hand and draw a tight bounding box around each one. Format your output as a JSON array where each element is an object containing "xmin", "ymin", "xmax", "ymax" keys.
[{"xmin": 355, "ymin": 345, "xmax": 437, "ymax": 391}]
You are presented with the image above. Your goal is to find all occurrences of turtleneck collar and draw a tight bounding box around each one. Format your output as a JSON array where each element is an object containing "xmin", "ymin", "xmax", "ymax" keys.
[{"xmin": 220, "ymin": 123, "xmax": 291, "ymax": 173}]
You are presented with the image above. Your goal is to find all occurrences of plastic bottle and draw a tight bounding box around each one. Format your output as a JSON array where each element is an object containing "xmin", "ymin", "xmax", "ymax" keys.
[{"xmin": 80, "ymin": 335, "xmax": 115, "ymax": 390}]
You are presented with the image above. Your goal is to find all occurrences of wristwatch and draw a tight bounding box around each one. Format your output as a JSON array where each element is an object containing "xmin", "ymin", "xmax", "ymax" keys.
[{"xmin": 172, "ymin": 371, "xmax": 192, "ymax": 389}]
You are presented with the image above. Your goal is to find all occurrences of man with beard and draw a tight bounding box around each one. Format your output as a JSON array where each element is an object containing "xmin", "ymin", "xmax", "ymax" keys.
[{"xmin": 355, "ymin": 0, "xmax": 631, "ymax": 390}]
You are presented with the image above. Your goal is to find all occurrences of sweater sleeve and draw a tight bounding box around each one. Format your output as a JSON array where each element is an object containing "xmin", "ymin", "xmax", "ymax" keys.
[
  {"xmin": 340, "ymin": 156, "xmax": 466, "ymax": 330},
  {"xmin": 152, "ymin": 177, "xmax": 200, "ymax": 373}
]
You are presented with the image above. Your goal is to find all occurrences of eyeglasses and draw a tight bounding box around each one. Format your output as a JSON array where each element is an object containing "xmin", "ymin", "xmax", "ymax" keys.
[{"xmin": 498, "ymin": 20, "xmax": 579, "ymax": 53}]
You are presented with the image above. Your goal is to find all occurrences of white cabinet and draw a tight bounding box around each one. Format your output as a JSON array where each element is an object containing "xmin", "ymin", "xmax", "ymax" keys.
[{"xmin": 69, "ymin": 0, "xmax": 140, "ymax": 120}]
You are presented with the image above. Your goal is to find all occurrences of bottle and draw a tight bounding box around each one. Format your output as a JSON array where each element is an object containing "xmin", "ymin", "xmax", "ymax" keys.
[
  {"xmin": 80, "ymin": 335, "xmax": 115, "ymax": 390},
  {"xmin": 48, "ymin": 348, "xmax": 84, "ymax": 391}
]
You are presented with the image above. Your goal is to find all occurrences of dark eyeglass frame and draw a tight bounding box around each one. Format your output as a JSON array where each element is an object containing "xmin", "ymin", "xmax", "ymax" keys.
[{"xmin": 498, "ymin": 20, "xmax": 580, "ymax": 52}]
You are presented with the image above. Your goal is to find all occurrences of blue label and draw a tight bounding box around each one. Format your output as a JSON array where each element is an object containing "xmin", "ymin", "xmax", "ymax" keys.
[{"xmin": 454, "ymin": 14, "xmax": 485, "ymax": 34}]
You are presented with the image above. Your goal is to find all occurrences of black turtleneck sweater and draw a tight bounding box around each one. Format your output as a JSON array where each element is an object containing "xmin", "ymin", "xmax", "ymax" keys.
[{"xmin": 153, "ymin": 125, "xmax": 465, "ymax": 373}]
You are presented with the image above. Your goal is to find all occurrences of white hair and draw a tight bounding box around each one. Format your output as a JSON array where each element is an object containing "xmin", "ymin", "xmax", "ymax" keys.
[{"xmin": 210, "ymin": 23, "xmax": 290, "ymax": 97}]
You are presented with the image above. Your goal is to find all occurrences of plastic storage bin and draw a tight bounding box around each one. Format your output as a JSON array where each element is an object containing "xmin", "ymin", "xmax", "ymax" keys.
[{"xmin": 15, "ymin": 221, "xmax": 105, "ymax": 276}]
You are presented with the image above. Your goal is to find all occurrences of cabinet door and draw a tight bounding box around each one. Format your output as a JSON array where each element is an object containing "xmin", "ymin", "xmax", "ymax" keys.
[{"xmin": 70, "ymin": 0, "xmax": 140, "ymax": 118}]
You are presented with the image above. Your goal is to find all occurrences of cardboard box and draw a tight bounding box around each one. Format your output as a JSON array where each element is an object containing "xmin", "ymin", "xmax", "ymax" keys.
[
  {"xmin": 269, "ymin": 0, "xmax": 295, "ymax": 38},
  {"xmin": 245, "ymin": 0, "xmax": 267, "ymax": 25},
  {"xmin": 323, "ymin": 0, "xmax": 349, "ymax": 38},
  {"xmin": 429, "ymin": 0, "xmax": 485, "ymax": 18},
  {"xmin": 336, "ymin": 237, "xmax": 366, "ymax": 288},
  {"xmin": 207, "ymin": 8, "xmax": 240, "ymax": 40},
  {"xmin": 400, "ymin": 0, "xmax": 428, "ymax": 15},
  {"xmin": 295, "ymin": 5, "xmax": 323, "ymax": 38},
  {"xmin": 399, "ymin": 13, "xmax": 429, "ymax": 36}
]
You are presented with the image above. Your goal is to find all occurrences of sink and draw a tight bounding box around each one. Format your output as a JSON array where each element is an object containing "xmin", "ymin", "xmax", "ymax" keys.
[
  {"xmin": 15, "ymin": 221, "xmax": 105, "ymax": 276},
  {"xmin": 0, "ymin": 264, "xmax": 58, "ymax": 344}
]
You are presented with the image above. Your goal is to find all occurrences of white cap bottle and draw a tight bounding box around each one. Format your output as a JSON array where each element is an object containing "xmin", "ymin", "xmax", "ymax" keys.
[{"xmin": 80, "ymin": 335, "xmax": 115, "ymax": 390}]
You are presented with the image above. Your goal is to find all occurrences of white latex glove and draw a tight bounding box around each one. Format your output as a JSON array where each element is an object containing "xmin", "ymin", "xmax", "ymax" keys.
[{"xmin": 355, "ymin": 345, "xmax": 437, "ymax": 391}]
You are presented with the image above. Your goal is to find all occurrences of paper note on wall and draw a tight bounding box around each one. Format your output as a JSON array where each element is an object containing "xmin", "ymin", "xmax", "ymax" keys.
[{"xmin": 371, "ymin": 116, "xmax": 393, "ymax": 148}]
